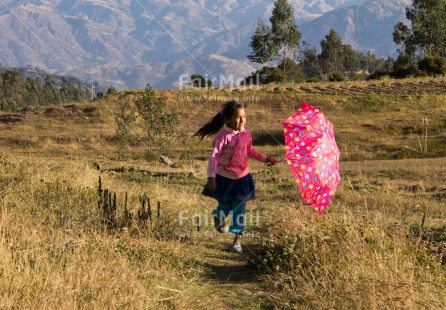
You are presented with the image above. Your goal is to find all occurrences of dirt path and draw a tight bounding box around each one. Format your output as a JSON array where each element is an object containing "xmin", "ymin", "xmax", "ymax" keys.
[{"xmin": 192, "ymin": 234, "xmax": 272, "ymax": 309}]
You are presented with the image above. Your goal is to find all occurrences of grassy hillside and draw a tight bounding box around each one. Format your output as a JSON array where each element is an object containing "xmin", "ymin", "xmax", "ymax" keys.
[
  {"xmin": 0, "ymin": 77, "xmax": 445, "ymax": 309},
  {"xmin": 2, "ymin": 77, "xmax": 445, "ymax": 161}
]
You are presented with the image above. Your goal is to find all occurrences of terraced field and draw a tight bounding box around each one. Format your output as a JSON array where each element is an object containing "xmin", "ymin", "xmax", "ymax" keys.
[{"xmin": 265, "ymin": 77, "xmax": 446, "ymax": 95}]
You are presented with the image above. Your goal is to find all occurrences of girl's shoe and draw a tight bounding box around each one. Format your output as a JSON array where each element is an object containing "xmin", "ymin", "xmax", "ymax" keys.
[
  {"xmin": 231, "ymin": 242, "xmax": 243, "ymax": 253},
  {"xmin": 212, "ymin": 211, "xmax": 228, "ymax": 233}
]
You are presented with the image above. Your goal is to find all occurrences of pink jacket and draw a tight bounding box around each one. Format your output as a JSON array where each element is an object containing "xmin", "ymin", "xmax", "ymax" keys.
[{"xmin": 207, "ymin": 126, "xmax": 267, "ymax": 179}]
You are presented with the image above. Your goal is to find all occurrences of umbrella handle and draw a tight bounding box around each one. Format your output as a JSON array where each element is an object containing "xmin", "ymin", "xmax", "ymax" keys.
[{"xmin": 266, "ymin": 159, "xmax": 286, "ymax": 167}]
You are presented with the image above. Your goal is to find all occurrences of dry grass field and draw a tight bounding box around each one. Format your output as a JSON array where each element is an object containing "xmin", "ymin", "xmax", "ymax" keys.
[{"xmin": 1, "ymin": 76, "xmax": 445, "ymax": 309}]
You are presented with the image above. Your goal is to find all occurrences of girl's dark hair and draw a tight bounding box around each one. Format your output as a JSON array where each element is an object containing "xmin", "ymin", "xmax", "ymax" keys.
[{"xmin": 194, "ymin": 101, "xmax": 246, "ymax": 140}]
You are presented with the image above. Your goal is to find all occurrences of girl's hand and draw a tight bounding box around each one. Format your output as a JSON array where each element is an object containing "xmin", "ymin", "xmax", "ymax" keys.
[
  {"xmin": 207, "ymin": 177, "xmax": 217, "ymax": 192},
  {"xmin": 265, "ymin": 156, "xmax": 277, "ymax": 166}
]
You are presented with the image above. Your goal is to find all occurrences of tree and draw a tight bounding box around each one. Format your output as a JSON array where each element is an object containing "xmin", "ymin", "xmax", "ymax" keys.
[
  {"xmin": 0, "ymin": 73, "xmax": 4, "ymax": 110},
  {"xmin": 1, "ymin": 70, "xmax": 24, "ymax": 109},
  {"xmin": 406, "ymin": 0, "xmax": 446, "ymax": 57},
  {"xmin": 319, "ymin": 29, "xmax": 344, "ymax": 75},
  {"xmin": 23, "ymin": 77, "xmax": 44, "ymax": 106},
  {"xmin": 107, "ymin": 86, "xmax": 118, "ymax": 96},
  {"xmin": 393, "ymin": 21, "xmax": 413, "ymax": 58},
  {"xmin": 247, "ymin": 18, "xmax": 277, "ymax": 66},
  {"xmin": 190, "ymin": 74, "xmax": 212, "ymax": 88},
  {"xmin": 393, "ymin": 0, "xmax": 446, "ymax": 71},
  {"xmin": 297, "ymin": 41, "xmax": 319, "ymax": 79},
  {"xmin": 135, "ymin": 84, "xmax": 161, "ymax": 157},
  {"xmin": 114, "ymin": 101, "xmax": 138, "ymax": 160},
  {"xmin": 248, "ymin": 0, "xmax": 301, "ymax": 72},
  {"xmin": 242, "ymin": 66, "xmax": 287, "ymax": 85},
  {"xmin": 60, "ymin": 77, "xmax": 78, "ymax": 102},
  {"xmin": 418, "ymin": 55, "xmax": 446, "ymax": 75},
  {"xmin": 358, "ymin": 50, "xmax": 381, "ymax": 73},
  {"xmin": 76, "ymin": 81, "xmax": 85, "ymax": 101},
  {"xmin": 367, "ymin": 57, "xmax": 395, "ymax": 80},
  {"xmin": 43, "ymin": 75, "xmax": 61, "ymax": 104},
  {"xmin": 0, "ymin": 68, "xmax": 94, "ymax": 110},
  {"xmin": 278, "ymin": 57, "xmax": 305, "ymax": 82},
  {"xmin": 135, "ymin": 84, "xmax": 181, "ymax": 160},
  {"xmin": 342, "ymin": 44, "xmax": 358, "ymax": 78},
  {"xmin": 269, "ymin": 0, "xmax": 301, "ymax": 72}
]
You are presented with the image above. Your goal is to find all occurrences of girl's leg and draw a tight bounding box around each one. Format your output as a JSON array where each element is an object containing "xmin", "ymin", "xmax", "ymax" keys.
[
  {"xmin": 230, "ymin": 232, "xmax": 243, "ymax": 253},
  {"xmin": 229, "ymin": 200, "xmax": 246, "ymax": 236},
  {"xmin": 234, "ymin": 232, "xmax": 242, "ymax": 244},
  {"xmin": 213, "ymin": 201, "xmax": 231, "ymax": 233},
  {"xmin": 214, "ymin": 201, "xmax": 231, "ymax": 219}
]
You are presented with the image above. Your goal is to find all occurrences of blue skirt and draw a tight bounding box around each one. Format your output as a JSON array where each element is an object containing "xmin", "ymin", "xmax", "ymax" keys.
[{"xmin": 202, "ymin": 173, "xmax": 256, "ymax": 203}]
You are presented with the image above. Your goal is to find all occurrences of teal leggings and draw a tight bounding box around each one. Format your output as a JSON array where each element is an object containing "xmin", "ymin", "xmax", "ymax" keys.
[{"xmin": 214, "ymin": 200, "xmax": 246, "ymax": 235}]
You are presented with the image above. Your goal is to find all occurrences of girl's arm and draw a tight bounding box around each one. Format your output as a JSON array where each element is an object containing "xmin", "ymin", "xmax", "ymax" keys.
[
  {"xmin": 264, "ymin": 156, "xmax": 277, "ymax": 165},
  {"xmin": 206, "ymin": 177, "xmax": 217, "ymax": 192},
  {"xmin": 246, "ymin": 133, "xmax": 267, "ymax": 162},
  {"xmin": 206, "ymin": 134, "xmax": 227, "ymax": 192},
  {"xmin": 207, "ymin": 133, "xmax": 226, "ymax": 178}
]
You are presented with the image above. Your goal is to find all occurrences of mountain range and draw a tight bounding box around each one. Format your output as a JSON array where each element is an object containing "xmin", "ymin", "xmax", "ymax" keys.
[{"xmin": 0, "ymin": 0, "xmax": 411, "ymax": 89}]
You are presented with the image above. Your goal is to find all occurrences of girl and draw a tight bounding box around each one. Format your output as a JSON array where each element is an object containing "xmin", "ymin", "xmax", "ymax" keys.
[{"xmin": 194, "ymin": 101, "xmax": 276, "ymax": 253}]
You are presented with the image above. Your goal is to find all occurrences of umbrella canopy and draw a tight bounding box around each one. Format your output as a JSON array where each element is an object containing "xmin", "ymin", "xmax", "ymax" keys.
[{"xmin": 283, "ymin": 102, "xmax": 341, "ymax": 214}]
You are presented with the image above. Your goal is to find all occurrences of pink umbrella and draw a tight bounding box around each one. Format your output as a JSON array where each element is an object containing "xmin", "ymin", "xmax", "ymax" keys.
[{"xmin": 283, "ymin": 102, "xmax": 341, "ymax": 214}]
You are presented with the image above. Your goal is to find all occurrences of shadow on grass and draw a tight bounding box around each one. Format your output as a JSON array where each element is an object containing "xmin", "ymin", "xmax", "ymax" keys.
[
  {"xmin": 252, "ymin": 130, "xmax": 284, "ymax": 146},
  {"xmin": 201, "ymin": 242, "xmax": 264, "ymax": 284},
  {"xmin": 202, "ymin": 263, "xmax": 257, "ymax": 284}
]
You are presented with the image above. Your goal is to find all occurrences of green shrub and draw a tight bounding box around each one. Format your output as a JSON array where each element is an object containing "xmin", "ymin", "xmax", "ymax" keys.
[
  {"xmin": 135, "ymin": 84, "xmax": 182, "ymax": 159},
  {"xmin": 418, "ymin": 56, "xmax": 446, "ymax": 76},
  {"xmin": 106, "ymin": 86, "xmax": 118, "ymax": 95},
  {"xmin": 329, "ymin": 72, "xmax": 345, "ymax": 82},
  {"xmin": 243, "ymin": 66, "xmax": 287, "ymax": 85},
  {"xmin": 114, "ymin": 101, "xmax": 138, "ymax": 160}
]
